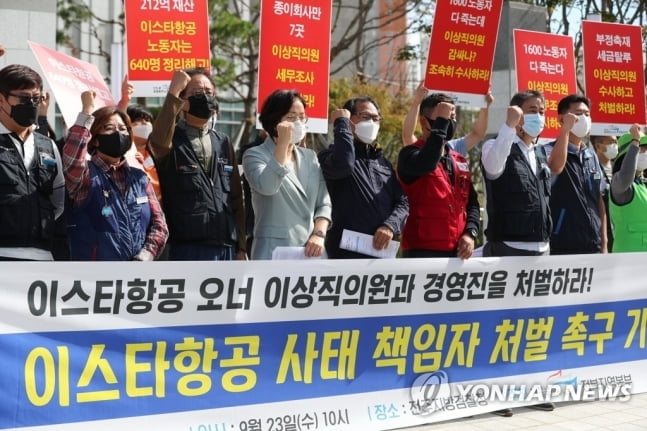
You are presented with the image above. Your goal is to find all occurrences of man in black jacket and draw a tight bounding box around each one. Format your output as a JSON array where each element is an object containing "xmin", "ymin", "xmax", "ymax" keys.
[{"xmin": 318, "ymin": 96, "xmax": 408, "ymax": 258}]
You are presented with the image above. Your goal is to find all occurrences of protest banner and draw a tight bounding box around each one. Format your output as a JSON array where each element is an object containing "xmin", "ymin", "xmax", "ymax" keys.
[
  {"xmin": 423, "ymin": 0, "xmax": 503, "ymax": 107},
  {"xmin": 28, "ymin": 41, "xmax": 114, "ymax": 128},
  {"xmin": 582, "ymin": 20, "xmax": 646, "ymax": 136},
  {"xmin": 256, "ymin": 1, "xmax": 332, "ymax": 133},
  {"xmin": 124, "ymin": 0, "xmax": 211, "ymax": 97},
  {"xmin": 2, "ymin": 253, "xmax": 646, "ymax": 430},
  {"xmin": 513, "ymin": 29, "xmax": 577, "ymax": 140}
]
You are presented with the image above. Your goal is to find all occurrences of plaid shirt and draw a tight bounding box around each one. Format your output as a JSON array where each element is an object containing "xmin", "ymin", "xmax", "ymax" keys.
[{"xmin": 63, "ymin": 114, "xmax": 168, "ymax": 259}]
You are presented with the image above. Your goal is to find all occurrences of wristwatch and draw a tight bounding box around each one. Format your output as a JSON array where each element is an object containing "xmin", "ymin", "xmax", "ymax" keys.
[
  {"xmin": 465, "ymin": 228, "xmax": 478, "ymax": 240},
  {"xmin": 311, "ymin": 230, "xmax": 326, "ymax": 239}
]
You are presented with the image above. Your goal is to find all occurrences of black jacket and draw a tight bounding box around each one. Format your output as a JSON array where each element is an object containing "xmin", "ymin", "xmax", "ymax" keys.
[{"xmin": 318, "ymin": 118, "xmax": 408, "ymax": 258}]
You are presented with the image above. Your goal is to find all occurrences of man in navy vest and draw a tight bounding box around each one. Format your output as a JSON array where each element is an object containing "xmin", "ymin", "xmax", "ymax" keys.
[
  {"xmin": 0, "ymin": 64, "xmax": 65, "ymax": 260},
  {"xmin": 544, "ymin": 94, "xmax": 607, "ymax": 254},
  {"xmin": 481, "ymin": 90, "xmax": 557, "ymax": 415},
  {"xmin": 150, "ymin": 69, "xmax": 246, "ymax": 261},
  {"xmin": 481, "ymin": 90, "xmax": 553, "ymax": 258}
]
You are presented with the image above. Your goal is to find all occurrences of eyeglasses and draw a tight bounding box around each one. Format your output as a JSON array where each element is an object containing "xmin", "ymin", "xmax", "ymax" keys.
[
  {"xmin": 355, "ymin": 112, "xmax": 382, "ymax": 122},
  {"xmin": 102, "ymin": 123, "xmax": 129, "ymax": 133},
  {"xmin": 8, "ymin": 92, "xmax": 44, "ymax": 105},
  {"xmin": 285, "ymin": 114, "xmax": 308, "ymax": 123}
]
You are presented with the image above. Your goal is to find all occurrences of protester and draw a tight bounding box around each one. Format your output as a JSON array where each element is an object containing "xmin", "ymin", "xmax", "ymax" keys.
[
  {"xmin": 545, "ymin": 94, "xmax": 607, "ymax": 254},
  {"xmin": 590, "ymin": 134, "xmax": 618, "ymax": 251},
  {"xmin": 62, "ymin": 90, "xmax": 168, "ymax": 260},
  {"xmin": 0, "ymin": 64, "xmax": 65, "ymax": 260},
  {"xmin": 126, "ymin": 104, "xmax": 162, "ymax": 202},
  {"xmin": 481, "ymin": 90, "xmax": 552, "ymax": 258},
  {"xmin": 402, "ymin": 82, "xmax": 494, "ymax": 155},
  {"xmin": 149, "ymin": 69, "xmax": 246, "ymax": 261},
  {"xmin": 397, "ymin": 93, "xmax": 480, "ymax": 259},
  {"xmin": 318, "ymin": 96, "xmax": 408, "ymax": 258},
  {"xmin": 242, "ymin": 89, "xmax": 331, "ymax": 260},
  {"xmin": 239, "ymin": 129, "xmax": 268, "ymax": 254},
  {"xmin": 609, "ymin": 126, "xmax": 647, "ymax": 252}
]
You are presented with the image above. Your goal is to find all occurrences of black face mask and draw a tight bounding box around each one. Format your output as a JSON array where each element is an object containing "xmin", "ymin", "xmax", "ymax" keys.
[
  {"xmin": 187, "ymin": 93, "xmax": 218, "ymax": 120},
  {"xmin": 10, "ymin": 102, "xmax": 38, "ymax": 127},
  {"xmin": 425, "ymin": 116, "xmax": 456, "ymax": 140},
  {"xmin": 95, "ymin": 132, "xmax": 131, "ymax": 158}
]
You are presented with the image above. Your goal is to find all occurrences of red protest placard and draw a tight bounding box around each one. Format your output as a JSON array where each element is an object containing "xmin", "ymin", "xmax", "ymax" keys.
[
  {"xmin": 582, "ymin": 20, "xmax": 646, "ymax": 135},
  {"xmin": 124, "ymin": 0, "xmax": 211, "ymax": 97},
  {"xmin": 513, "ymin": 29, "xmax": 577, "ymax": 140},
  {"xmin": 424, "ymin": 0, "xmax": 503, "ymax": 107},
  {"xmin": 28, "ymin": 41, "xmax": 115, "ymax": 128},
  {"xmin": 257, "ymin": 1, "xmax": 332, "ymax": 133}
]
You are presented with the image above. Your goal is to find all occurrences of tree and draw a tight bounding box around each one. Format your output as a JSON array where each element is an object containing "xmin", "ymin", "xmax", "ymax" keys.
[{"xmin": 56, "ymin": 0, "xmax": 124, "ymax": 85}]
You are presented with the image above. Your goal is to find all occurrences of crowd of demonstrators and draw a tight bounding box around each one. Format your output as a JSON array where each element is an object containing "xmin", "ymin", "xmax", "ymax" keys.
[
  {"xmin": 62, "ymin": 91, "xmax": 168, "ymax": 260},
  {"xmin": 318, "ymin": 96, "xmax": 408, "ymax": 258},
  {"xmin": 397, "ymin": 93, "xmax": 480, "ymax": 259},
  {"xmin": 2, "ymin": 55, "xmax": 646, "ymax": 265},
  {"xmin": 242, "ymin": 89, "xmax": 331, "ymax": 260}
]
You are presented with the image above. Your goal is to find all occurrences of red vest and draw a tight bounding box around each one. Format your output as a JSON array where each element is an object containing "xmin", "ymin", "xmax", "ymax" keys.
[{"xmin": 400, "ymin": 141, "xmax": 471, "ymax": 251}]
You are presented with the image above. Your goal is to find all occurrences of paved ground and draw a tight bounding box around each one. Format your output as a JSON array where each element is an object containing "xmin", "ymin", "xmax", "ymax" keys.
[{"xmin": 400, "ymin": 392, "xmax": 647, "ymax": 430}]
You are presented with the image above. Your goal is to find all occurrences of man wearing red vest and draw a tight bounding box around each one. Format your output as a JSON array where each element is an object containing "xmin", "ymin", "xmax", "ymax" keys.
[{"xmin": 397, "ymin": 93, "xmax": 480, "ymax": 259}]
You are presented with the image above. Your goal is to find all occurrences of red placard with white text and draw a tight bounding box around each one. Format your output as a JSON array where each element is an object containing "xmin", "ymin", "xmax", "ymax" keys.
[
  {"xmin": 28, "ymin": 41, "xmax": 115, "ymax": 128},
  {"xmin": 424, "ymin": 0, "xmax": 503, "ymax": 107},
  {"xmin": 256, "ymin": 1, "xmax": 332, "ymax": 133},
  {"xmin": 513, "ymin": 29, "xmax": 577, "ymax": 140},
  {"xmin": 124, "ymin": 0, "xmax": 211, "ymax": 97},
  {"xmin": 582, "ymin": 20, "xmax": 646, "ymax": 135}
]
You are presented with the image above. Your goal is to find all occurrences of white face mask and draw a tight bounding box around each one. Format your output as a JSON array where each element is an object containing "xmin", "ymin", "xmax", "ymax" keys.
[
  {"xmin": 354, "ymin": 120, "xmax": 380, "ymax": 144},
  {"xmin": 132, "ymin": 123, "xmax": 153, "ymax": 140},
  {"xmin": 602, "ymin": 144, "xmax": 618, "ymax": 160},
  {"xmin": 571, "ymin": 114, "xmax": 591, "ymax": 138},
  {"xmin": 637, "ymin": 152, "xmax": 647, "ymax": 171},
  {"xmin": 521, "ymin": 113, "xmax": 544, "ymax": 138},
  {"xmin": 291, "ymin": 120, "xmax": 307, "ymax": 145}
]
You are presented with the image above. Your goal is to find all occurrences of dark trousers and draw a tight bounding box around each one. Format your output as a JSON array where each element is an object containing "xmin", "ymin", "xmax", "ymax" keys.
[{"xmin": 483, "ymin": 241, "xmax": 549, "ymax": 257}]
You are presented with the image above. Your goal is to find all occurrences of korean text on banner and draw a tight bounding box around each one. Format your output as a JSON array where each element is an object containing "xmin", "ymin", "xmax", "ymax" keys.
[
  {"xmin": 513, "ymin": 29, "xmax": 577, "ymax": 140},
  {"xmin": 424, "ymin": 0, "xmax": 503, "ymax": 107},
  {"xmin": 257, "ymin": 1, "xmax": 332, "ymax": 134},
  {"xmin": 1, "ymin": 254, "xmax": 647, "ymax": 431},
  {"xmin": 28, "ymin": 41, "xmax": 115, "ymax": 129},
  {"xmin": 124, "ymin": 0, "xmax": 211, "ymax": 97},
  {"xmin": 582, "ymin": 20, "xmax": 647, "ymax": 136}
]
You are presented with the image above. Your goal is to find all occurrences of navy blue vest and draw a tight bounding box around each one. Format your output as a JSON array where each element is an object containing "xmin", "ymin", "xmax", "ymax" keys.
[
  {"xmin": 159, "ymin": 127, "xmax": 237, "ymax": 246},
  {"xmin": 483, "ymin": 142, "xmax": 552, "ymax": 242},
  {"xmin": 67, "ymin": 163, "xmax": 151, "ymax": 260},
  {"xmin": 548, "ymin": 142, "xmax": 602, "ymax": 253},
  {"xmin": 0, "ymin": 132, "xmax": 58, "ymax": 249}
]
